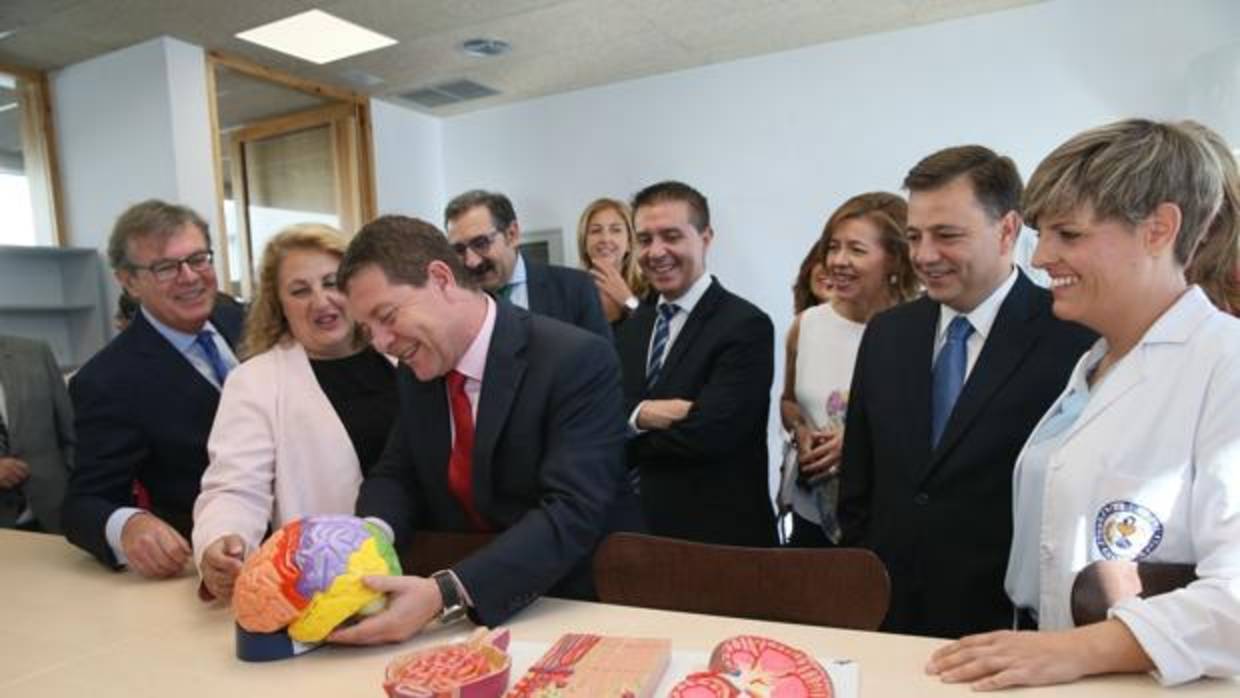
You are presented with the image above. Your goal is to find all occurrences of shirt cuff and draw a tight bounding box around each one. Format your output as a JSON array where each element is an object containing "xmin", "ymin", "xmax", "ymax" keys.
[
  {"xmin": 628, "ymin": 402, "xmax": 647, "ymax": 436},
  {"xmin": 105, "ymin": 506, "xmax": 144, "ymax": 567}
]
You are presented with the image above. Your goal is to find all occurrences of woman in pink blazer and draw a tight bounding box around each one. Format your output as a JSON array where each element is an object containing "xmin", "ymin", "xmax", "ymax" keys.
[{"xmin": 192, "ymin": 224, "xmax": 397, "ymax": 600}]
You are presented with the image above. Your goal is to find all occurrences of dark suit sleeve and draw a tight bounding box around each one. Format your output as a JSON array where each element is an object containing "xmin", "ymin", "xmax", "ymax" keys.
[
  {"xmin": 62, "ymin": 371, "xmax": 147, "ymax": 567},
  {"xmin": 354, "ymin": 375, "xmax": 420, "ymax": 541},
  {"xmin": 453, "ymin": 337, "xmax": 625, "ymax": 625},
  {"xmin": 572, "ymin": 271, "xmax": 612, "ymax": 341},
  {"xmin": 838, "ymin": 321, "xmax": 876, "ymax": 546},
  {"xmin": 636, "ymin": 312, "xmax": 774, "ymax": 462}
]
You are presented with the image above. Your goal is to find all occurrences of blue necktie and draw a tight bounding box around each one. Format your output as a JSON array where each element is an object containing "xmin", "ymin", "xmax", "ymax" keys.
[
  {"xmin": 194, "ymin": 330, "xmax": 231, "ymax": 386},
  {"xmin": 645, "ymin": 303, "xmax": 679, "ymax": 391},
  {"xmin": 931, "ymin": 315, "xmax": 974, "ymax": 448}
]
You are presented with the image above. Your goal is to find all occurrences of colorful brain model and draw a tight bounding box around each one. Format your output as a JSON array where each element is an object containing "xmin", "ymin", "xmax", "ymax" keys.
[
  {"xmin": 670, "ymin": 635, "xmax": 834, "ymax": 698},
  {"xmin": 233, "ymin": 515, "xmax": 402, "ymax": 643},
  {"xmin": 384, "ymin": 628, "xmax": 512, "ymax": 698}
]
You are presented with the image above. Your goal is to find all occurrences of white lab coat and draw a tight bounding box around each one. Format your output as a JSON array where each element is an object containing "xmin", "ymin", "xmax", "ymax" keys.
[{"xmin": 1013, "ymin": 287, "xmax": 1240, "ymax": 686}]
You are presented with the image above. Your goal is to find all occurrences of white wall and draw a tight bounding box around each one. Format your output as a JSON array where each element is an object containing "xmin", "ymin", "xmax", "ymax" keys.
[
  {"xmin": 52, "ymin": 36, "xmax": 217, "ymax": 315},
  {"xmin": 435, "ymin": 0, "xmax": 1240, "ymax": 487},
  {"xmin": 371, "ymin": 97, "xmax": 445, "ymax": 222}
]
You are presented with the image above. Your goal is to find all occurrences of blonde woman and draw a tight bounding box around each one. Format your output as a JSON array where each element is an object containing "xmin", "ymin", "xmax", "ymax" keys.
[
  {"xmin": 577, "ymin": 198, "xmax": 648, "ymax": 329},
  {"xmin": 929, "ymin": 120, "xmax": 1240, "ymax": 689},
  {"xmin": 192, "ymin": 224, "xmax": 397, "ymax": 600}
]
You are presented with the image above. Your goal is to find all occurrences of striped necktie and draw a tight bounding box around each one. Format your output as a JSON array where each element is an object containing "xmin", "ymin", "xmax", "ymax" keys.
[{"xmin": 645, "ymin": 303, "xmax": 680, "ymax": 390}]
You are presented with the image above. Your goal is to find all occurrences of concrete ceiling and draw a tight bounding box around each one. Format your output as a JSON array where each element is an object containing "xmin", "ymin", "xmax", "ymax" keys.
[{"xmin": 0, "ymin": 0, "xmax": 1042, "ymax": 116}]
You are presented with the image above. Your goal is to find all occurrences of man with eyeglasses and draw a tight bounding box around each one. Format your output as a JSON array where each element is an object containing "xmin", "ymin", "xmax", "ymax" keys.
[
  {"xmin": 444, "ymin": 190, "xmax": 610, "ymax": 339},
  {"xmin": 63, "ymin": 200, "xmax": 245, "ymax": 578}
]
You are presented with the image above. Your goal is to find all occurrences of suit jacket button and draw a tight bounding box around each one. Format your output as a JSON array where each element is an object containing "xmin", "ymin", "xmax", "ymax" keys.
[{"xmin": 914, "ymin": 492, "xmax": 930, "ymax": 505}]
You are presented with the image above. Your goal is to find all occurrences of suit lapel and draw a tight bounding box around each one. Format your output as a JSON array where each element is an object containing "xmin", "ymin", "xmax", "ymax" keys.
[
  {"xmin": 523, "ymin": 259, "xmax": 549, "ymax": 316},
  {"xmin": 471, "ymin": 303, "xmax": 527, "ymax": 515},
  {"xmin": 624, "ymin": 304, "xmax": 658, "ymax": 398},
  {"xmin": 922, "ymin": 274, "xmax": 1040, "ymax": 481},
  {"xmin": 902, "ymin": 298, "xmax": 938, "ymax": 472},
  {"xmin": 412, "ymin": 374, "xmax": 456, "ymax": 521},
  {"xmin": 0, "ymin": 339, "xmax": 23, "ymax": 437},
  {"xmin": 655, "ymin": 278, "xmax": 723, "ymax": 387},
  {"xmin": 129, "ymin": 311, "xmax": 220, "ymax": 398}
]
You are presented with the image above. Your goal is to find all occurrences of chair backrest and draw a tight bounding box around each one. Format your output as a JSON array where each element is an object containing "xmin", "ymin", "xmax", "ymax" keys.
[
  {"xmin": 400, "ymin": 531, "xmax": 496, "ymax": 577},
  {"xmin": 593, "ymin": 532, "xmax": 890, "ymax": 630}
]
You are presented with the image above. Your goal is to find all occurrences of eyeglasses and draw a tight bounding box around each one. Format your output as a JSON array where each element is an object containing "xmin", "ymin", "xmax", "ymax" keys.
[
  {"xmin": 127, "ymin": 250, "xmax": 214, "ymax": 282},
  {"xmin": 450, "ymin": 230, "xmax": 504, "ymax": 258}
]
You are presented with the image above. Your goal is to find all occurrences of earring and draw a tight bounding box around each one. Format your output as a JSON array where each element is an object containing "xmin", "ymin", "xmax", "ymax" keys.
[{"xmin": 888, "ymin": 273, "xmax": 899, "ymax": 286}]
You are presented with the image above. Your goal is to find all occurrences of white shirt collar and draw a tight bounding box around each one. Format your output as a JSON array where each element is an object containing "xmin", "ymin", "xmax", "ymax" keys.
[
  {"xmin": 658, "ymin": 271, "xmax": 713, "ymax": 315},
  {"xmin": 141, "ymin": 305, "xmax": 211, "ymax": 352},
  {"xmin": 508, "ymin": 252, "xmax": 528, "ymax": 286},
  {"xmin": 937, "ymin": 266, "xmax": 1019, "ymax": 344}
]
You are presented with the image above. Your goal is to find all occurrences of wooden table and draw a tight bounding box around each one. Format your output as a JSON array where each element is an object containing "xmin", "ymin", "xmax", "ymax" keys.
[{"xmin": 1, "ymin": 530, "xmax": 1233, "ymax": 696}]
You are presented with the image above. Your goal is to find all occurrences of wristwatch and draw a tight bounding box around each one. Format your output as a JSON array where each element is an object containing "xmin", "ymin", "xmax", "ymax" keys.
[
  {"xmin": 623, "ymin": 296, "xmax": 640, "ymax": 313},
  {"xmin": 431, "ymin": 570, "xmax": 469, "ymax": 625}
]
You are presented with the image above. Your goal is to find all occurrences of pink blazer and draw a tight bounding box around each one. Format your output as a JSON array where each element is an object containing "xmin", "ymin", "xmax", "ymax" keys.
[{"xmin": 192, "ymin": 339, "xmax": 363, "ymax": 569}]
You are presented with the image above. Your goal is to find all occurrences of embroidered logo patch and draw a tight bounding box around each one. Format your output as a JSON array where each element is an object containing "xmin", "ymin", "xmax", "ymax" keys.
[{"xmin": 1094, "ymin": 500, "xmax": 1163, "ymax": 561}]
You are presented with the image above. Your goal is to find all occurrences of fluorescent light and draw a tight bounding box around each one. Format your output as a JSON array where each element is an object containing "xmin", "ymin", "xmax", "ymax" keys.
[
  {"xmin": 0, "ymin": 103, "xmax": 18, "ymax": 113},
  {"xmin": 236, "ymin": 9, "xmax": 397, "ymax": 65}
]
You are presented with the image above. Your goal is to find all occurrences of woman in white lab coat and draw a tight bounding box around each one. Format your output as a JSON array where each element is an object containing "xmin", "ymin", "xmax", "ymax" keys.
[{"xmin": 926, "ymin": 119, "xmax": 1240, "ymax": 689}]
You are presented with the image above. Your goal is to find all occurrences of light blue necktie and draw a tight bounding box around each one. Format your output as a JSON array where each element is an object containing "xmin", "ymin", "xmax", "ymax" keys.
[
  {"xmin": 645, "ymin": 303, "xmax": 679, "ymax": 391},
  {"xmin": 930, "ymin": 315, "xmax": 974, "ymax": 448},
  {"xmin": 194, "ymin": 330, "xmax": 231, "ymax": 386}
]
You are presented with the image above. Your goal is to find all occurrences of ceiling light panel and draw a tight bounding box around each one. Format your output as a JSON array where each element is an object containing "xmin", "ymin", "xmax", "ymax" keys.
[{"xmin": 236, "ymin": 9, "xmax": 397, "ymax": 65}]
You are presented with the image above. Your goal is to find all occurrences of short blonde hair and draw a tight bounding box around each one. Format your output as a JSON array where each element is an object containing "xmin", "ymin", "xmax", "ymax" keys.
[
  {"xmin": 1024, "ymin": 119, "xmax": 1224, "ymax": 266},
  {"xmin": 576, "ymin": 198, "xmax": 647, "ymax": 298},
  {"xmin": 240, "ymin": 223, "xmax": 358, "ymax": 359}
]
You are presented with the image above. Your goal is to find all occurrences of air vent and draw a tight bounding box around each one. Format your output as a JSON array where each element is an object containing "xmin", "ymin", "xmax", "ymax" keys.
[
  {"xmin": 460, "ymin": 38, "xmax": 511, "ymax": 57},
  {"xmin": 399, "ymin": 79, "xmax": 500, "ymax": 108}
]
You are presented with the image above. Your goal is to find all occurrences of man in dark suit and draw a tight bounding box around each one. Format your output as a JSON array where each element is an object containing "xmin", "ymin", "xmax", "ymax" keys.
[
  {"xmin": 838, "ymin": 146, "xmax": 1095, "ymax": 638},
  {"xmin": 0, "ymin": 335, "xmax": 74, "ymax": 533},
  {"xmin": 615, "ymin": 181, "xmax": 777, "ymax": 548},
  {"xmin": 63, "ymin": 200, "xmax": 243, "ymax": 577},
  {"xmin": 444, "ymin": 189, "xmax": 610, "ymax": 338},
  {"xmin": 331, "ymin": 215, "xmax": 635, "ymax": 643}
]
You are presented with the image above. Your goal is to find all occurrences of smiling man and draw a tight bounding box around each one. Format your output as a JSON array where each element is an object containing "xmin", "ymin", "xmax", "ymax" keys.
[
  {"xmin": 837, "ymin": 146, "xmax": 1094, "ymax": 638},
  {"xmin": 444, "ymin": 190, "xmax": 609, "ymax": 338},
  {"xmin": 614, "ymin": 181, "xmax": 777, "ymax": 547},
  {"xmin": 332, "ymin": 215, "xmax": 638, "ymax": 643},
  {"xmin": 63, "ymin": 200, "xmax": 243, "ymax": 577}
]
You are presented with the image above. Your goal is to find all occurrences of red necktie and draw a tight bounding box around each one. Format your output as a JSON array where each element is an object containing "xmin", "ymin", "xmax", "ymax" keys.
[{"xmin": 445, "ymin": 370, "xmax": 488, "ymax": 530}]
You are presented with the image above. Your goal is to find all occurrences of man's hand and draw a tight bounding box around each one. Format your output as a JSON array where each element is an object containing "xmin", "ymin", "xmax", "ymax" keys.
[
  {"xmin": 590, "ymin": 263, "xmax": 636, "ymax": 308},
  {"xmin": 200, "ymin": 534, "xmax": 246, "ymax": 600},
  {"xmin": 637, "ymin": 399, "xmax": 693, "ymax": 431},
  {"xmin": 120, "ymin": 512, "xmax": 191, "ymax": 578},
  {"xmin": 797, "ymin": 429, "xmax": 843, "ymax": 483},
  {"xmin": 0, "ymin": 457, "xmax": 30, "ymax": 489},
  {"xmin": 328, "ymin": 575, "xmax": 443, "ymax": 645}
]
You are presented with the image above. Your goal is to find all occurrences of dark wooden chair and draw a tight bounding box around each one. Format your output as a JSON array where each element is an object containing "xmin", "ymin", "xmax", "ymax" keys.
[
  {"xmin": 1071, "ymin": 560, "xmax": 1197, "ymax": 626},
  {"xmin": 592, "ymin": 532, "xmax": 890, "ymax": 630},
  {"xmin": 400, "ymin": 531, "xmax": 496, "ymax": 577}
]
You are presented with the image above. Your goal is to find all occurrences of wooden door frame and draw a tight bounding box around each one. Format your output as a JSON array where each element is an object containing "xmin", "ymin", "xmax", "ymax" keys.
[
  {"xmin": 205, "ymin": 51, "xmax": 377, "ymax": 296},
  {"xmin": 0, "ymin": 61, "xmax": 66, "ymax": 247}
]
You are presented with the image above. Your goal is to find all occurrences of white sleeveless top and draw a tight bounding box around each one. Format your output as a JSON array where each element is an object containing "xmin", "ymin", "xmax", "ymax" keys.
[{"xmin": 794, "ymin": 303, "xmax": 866, "ymax": 433}]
